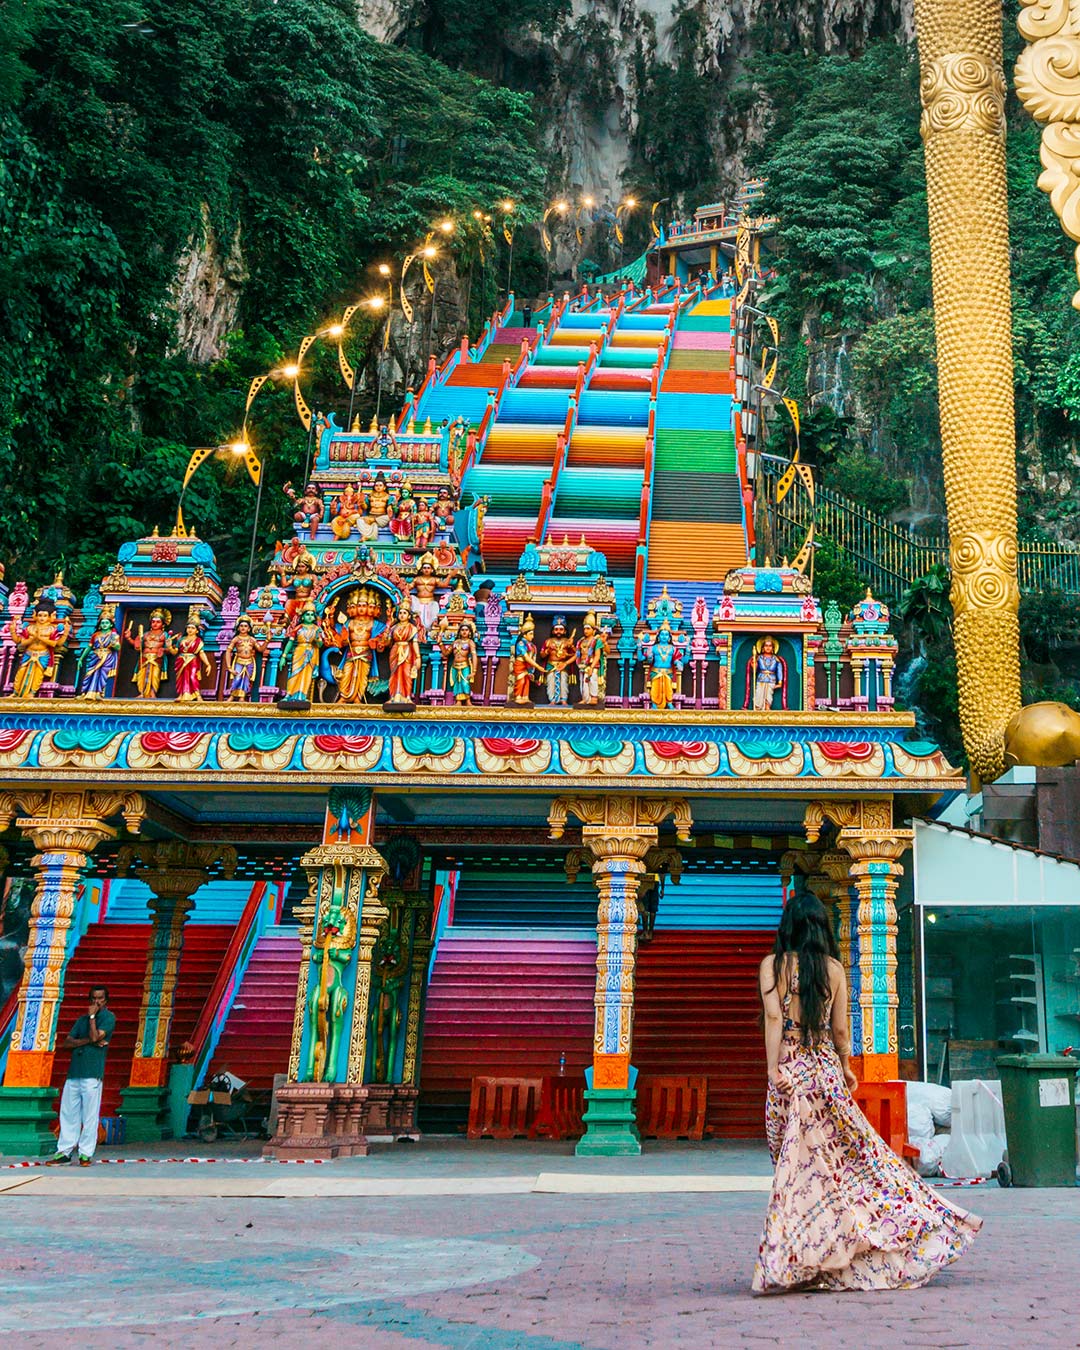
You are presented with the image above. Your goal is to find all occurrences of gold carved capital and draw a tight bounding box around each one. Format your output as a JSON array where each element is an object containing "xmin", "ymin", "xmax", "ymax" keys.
[
  {"xmin": 1016, "ymin": 2, "xmax": 1080, "ymax": 305},
  {"xmin": 949, "ymin": 530, "xmax": 1020, "ymax": 618},
  {"xmin": 920, "ymin": 53, "xmax": 1006, "ymax": 140},
  {"xmin": 548, "ymin": 794, "xmax": 692, "ymax": 847},
  {"xmin": 804, "ymin": 798, "xmax": 894, "ymax": 844},
  {"xmin": 117, "ymin": 841, "xmax": 238, "ymax": 904},
  {"xmin": 0, "ymin": 789, "xmax": 145, "ymax": 850},
  {"xmin": 840, "ymin": 832, "xmax": 915, "ymax": 870}
]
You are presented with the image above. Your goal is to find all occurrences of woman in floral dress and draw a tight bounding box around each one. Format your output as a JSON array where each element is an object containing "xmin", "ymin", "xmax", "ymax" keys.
[{"xmin": 754, "ymin": 894, "xmax": 981, "ymax": 1293}]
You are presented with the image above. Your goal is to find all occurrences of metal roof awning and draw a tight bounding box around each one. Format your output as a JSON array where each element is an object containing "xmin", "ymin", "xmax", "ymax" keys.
[{"xmin": 914, "ymin": 820, "xmax": 1080, "ymax": 907}]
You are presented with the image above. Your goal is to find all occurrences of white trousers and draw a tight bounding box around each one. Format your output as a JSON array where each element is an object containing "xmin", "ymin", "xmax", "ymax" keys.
[{"xmin": 57, "ymin": 1078, "xmax": 103, "ymax": 1158}]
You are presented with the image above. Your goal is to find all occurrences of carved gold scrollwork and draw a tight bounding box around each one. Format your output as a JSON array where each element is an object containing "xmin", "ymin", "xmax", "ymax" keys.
[
  {"xmin": 949, "ymin": 529, "xmax": 1020, "ymax": 618},
  {"xmin": 920, "ymin": 54, "xmax": 1006, "ymax": 139},
  {"xmin": 1017, "ymin": 1, "xmax": 1080, "ymax": 306}
]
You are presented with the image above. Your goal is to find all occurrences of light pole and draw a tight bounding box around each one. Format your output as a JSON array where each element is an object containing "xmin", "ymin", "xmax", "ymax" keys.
[
  {"xmin": 500, "ymin": 199, "xmax": 516, "ymax": 295},
  {"xmin": 234, "ymin": 438, "xmax": 266, "ymax": 602},
  {"xmin": 615, "ymin": 196, "xmax": 637, "ymax": 271},
  {"xmin": 542, "ymin": 199, "xmax": 569, "ymax": 288}
]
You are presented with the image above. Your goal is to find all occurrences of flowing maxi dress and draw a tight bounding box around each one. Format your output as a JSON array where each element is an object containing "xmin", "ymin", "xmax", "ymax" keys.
[{"xmin": 753, "ymin": 982, "xmax": 982, "ymax": 1293}]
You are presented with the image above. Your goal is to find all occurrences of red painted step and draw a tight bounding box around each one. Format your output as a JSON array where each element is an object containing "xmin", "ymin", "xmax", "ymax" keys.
[
  {"xmin": 633, "ymin": 930, "xmax": 773, "ymax": 1139},
  {"xmin": 420, "ymin": 934, "xmax": 595, "ymax": 1127},
  {"xmin": 49, "ymin": 922, "xmax": 232, "ymax": 1117},
  {"xmin": 206, "ymin": 933, "xmax": 303, "ymax": 1091}
]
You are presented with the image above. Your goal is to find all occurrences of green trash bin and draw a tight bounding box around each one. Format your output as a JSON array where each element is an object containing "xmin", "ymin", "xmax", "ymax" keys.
[{"xmin": 996, "ymin": 1054, "xmax": 1079, "ymax": 1187}]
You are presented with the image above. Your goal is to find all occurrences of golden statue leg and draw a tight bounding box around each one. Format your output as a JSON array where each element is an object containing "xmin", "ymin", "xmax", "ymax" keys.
[{"xmin": 914, "ymin": 0, "xmax": 1022, "ymax": 782}]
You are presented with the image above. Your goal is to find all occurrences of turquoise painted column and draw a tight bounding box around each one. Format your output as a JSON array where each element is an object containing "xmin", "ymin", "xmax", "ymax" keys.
[
  {"xmin": 116, "ymin": 842, "xmax": 238, "ymax": 1140},
  {"xmin": 845, "ymin": 836, "xmax": 912, "ymax": 1083},
  {"xmin": 0, "ymin": 790, "xmax": 144, "ymax": 1156},
  {"xmin": 549, "ymin": 794, "xmax": 693, "ymax": 1158}
]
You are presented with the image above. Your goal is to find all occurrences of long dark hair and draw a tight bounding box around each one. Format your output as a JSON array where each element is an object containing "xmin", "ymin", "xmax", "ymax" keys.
[{"xmin": 770, "ymin": 893, "xmax": 839, "ymax": 1046}]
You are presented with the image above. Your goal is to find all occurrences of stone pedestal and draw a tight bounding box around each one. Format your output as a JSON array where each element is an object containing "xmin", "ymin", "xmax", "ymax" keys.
[
  {"xmin": 119, "ymin": 1085, "xmax": 169, "ymax": 1143},
  {"xmin": 574, "ymin": 1088, "xmax": 641, "ymax": 1157},
  {"xmin": 263, "ymin": 1083, "xmax": 373, "ymax": 1159},
  {"xmin": 363, "ymin": 1084, "xmax": 421, "ymax": 1140},
  {"xmin": 0, "ymin": 1087, "xmax": 57, "ymax": 1157}
]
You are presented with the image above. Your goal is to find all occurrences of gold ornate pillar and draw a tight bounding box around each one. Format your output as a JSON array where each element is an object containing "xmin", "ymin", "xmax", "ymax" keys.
[
  {"xmin": 805, "ymin": 801, "xmax": 913, "ymax": 1082},
  {"xmin": 0, "ymin": 790, "xmax": 145, "ymax": 1090},
  {"xmin": 914, "ymin": 0, "xmax": 1022, "ymax": 782},
  {"xmin": 268, "ymin": 789, "xmax": 388, "ymax": 1159},
  {"xmin": 0, "ymin": 791, "xmax": 144, "ymax": 1157},
  {"xmin": 549, "ymin": 794, "xmax": 692, "ymax": 1156},
  {"xmin": 115, "ymin": 842, "xmax": 237, "ymax": 1139}
]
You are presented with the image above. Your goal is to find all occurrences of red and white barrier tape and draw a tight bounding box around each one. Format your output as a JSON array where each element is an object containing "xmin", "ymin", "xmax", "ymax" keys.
[{"xmin": 2, "ymin": 1155, "xmax": 326, "ymax": 1168}]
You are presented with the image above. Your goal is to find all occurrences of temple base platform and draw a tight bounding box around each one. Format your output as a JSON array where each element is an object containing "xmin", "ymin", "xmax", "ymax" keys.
[{"xmin": 264, "ymin": 1082, "xmax": 421, "ymax": 1159}]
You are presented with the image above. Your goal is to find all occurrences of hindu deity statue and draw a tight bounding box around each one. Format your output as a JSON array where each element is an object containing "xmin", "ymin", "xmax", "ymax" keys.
[
  {"xmin": 540, "ymin": 616, "xmax": 577, "ymax": 708},
  {"xmin": 10, "ymin": 604, "xmax": 70, "ymax": 699},
  {"xmin": 575, "ymin": 612, "xmax": 608, "ymax": 707},
  {"xmin": 172, "ymin": 616, "xmax": 214, "ymax": 702},
  {"xmin": 280, "ymin": 603, "xmax": 324, "ymax": 706},
  {"xmin": 434, "ymin": 486, "xmax": 457, "ymax": 531},
  {"xmin": 223, "ymin": 617, "xmax": 267, "ymax": 701},
  {"xmin": 447, "ymin": 417, "xmax": 468, "ymax": 474},
  {"xmin": 378, "ymin": 601, "xmax": 422, "ymax": 709},
  {"xmin": 330, "ymin": 483, "xmax": 378, "ymax": 542},
  {"xmin": 369, "ymin": 912, "xmax": 411, "ymax": 1084},
  {"xmin": 409, "ymin": 555, "xmax": 442, "ymax": 636},
  {"xmin": 508, "ymin": 614, "xmax": 544, "ymax": 706},
  {"xmin": 302, "ymin": 895, "xmax": 357, "ymax": 1083},
  {"xmin": 282, "ymin": 554, "xmax": 318, "ymax": 628},
  {"xmin": 284, "ymin": 481, "xmax": 323, "ymax": 540},
  {"xmin": 78, "ymin": 608, "xmax": 121, "ymax": 700},
  {"xmin": 365, "ymin": 472, "xmax": 392, "ymax": 527},
  {"xmin": 746, "ymin": 636, "xmax": 786, "ymax": 711},
  {"xmin": 388, "ymin": 491, "xmax": 415, "ymax": 543},
  {"xmin": 125, "ymin": 608, "xmax": 173, "ymax": 699},
  {"xmin": 373, "ymin": 423, "xmax": 398, "ymax": 460},
  {"xmin": 325, "ymin": 589, "xmax": 379, "ymax": 704},
  {"xmin": 643, "ymin": 621, "xmax": 683, "ymax": 711},
  {"xmin": 413, "ymin": 496, "xmax": 436, "ymax": 553},
  {"xmin": 441, "ymin": 618, "xmax": 478, "ymax": 706}
]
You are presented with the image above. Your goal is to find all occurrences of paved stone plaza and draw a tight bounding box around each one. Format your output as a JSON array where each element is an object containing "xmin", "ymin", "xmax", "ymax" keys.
[{"xmin": 0, "ymin": 1142, "xmax": 1075, "ymax": 1347}]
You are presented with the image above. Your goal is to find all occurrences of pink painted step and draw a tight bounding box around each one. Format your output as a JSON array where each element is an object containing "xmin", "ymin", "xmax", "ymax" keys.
[
  {"xmin": 207, "ymin": 933, "xmax": 302, "ymax": 1091},
  {"xmin": 420, "ymin": 934, "xmax": 596, "ymax": 1108},
  {"xmin": 673, "ymin": 330, "xmax": 731, "ymax": 349}
]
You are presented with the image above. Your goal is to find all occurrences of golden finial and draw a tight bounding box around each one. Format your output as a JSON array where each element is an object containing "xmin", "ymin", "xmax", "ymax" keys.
[{"xmin": 369, "ymin": 415, "xmax": 378, "ymax": 433}]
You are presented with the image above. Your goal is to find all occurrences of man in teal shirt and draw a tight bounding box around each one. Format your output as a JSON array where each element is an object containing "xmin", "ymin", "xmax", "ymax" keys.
[{"xmin": 46, "ymin": 985, "xmax": 115, "ymax": 1166}]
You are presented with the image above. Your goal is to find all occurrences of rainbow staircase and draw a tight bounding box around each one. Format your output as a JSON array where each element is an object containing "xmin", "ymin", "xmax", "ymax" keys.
[
  {"xmin": 49, "ymin": 922, "xmax": 231, "ymax": 1117},
  {"xmin": 419, "ymin": 930, "xmax": 595, "ymax": 1132},
  {"xmin": 646, "ymin": 294, "xmax": 748, "ymax": 604},
  {"xmin": 634, "ymin": 867, "xmax": 783, "ymax": 1137},
  {"xmin": 206, "ymin": 928, "xmax": 302, "ymax": 1091}
]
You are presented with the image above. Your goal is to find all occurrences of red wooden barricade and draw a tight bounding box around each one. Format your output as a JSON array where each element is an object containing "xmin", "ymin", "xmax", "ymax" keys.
[
  {"xmin": 467, "ymin": 1076, "xmax": 542, "ymax": 1139},
  {"xmin": 637, "ymin": 1075, "xmax": 708, "ymax": 1140},
  {"xmin": 530, "ymin": 1076, "xmax": 586, "ymax": 1140},
  {"xmin": 854, "ymin": 1081, "xmax": 920, "ymax": 1162}
]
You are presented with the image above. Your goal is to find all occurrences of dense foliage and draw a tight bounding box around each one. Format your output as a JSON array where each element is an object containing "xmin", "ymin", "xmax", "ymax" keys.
[
  {"xmin": 0, "ymin": 0, "xmax": 544, "ymax": 592},
  {"xmin": 746, "ymin": 32, "xmax": 1080, "ymax": 750}
]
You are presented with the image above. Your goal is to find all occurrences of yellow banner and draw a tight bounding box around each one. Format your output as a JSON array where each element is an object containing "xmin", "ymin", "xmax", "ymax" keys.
[
  {"xmin": 181, "ymin": 445, "xmax": 215, "ymax": 491},
  {"xmin": 766, "ymin": 315, "xmax": 779, "ymax": 347},
  {"xmin": 783, "ymin": 397, "xmax": 800, "ymax": 439}
]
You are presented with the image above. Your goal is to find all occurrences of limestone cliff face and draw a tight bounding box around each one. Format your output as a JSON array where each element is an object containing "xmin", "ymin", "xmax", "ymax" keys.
[
  {"xmin": 369, "ymin": 0, "xmax": 914, "ymax": 207},
  {"xmin": 170, "ymin": 203, "xmax": 248, "ymax": 365}
]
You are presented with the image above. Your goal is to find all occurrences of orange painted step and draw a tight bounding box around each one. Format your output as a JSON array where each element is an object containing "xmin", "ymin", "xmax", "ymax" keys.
[
  {"xmin": 647, "ymin": 523, "xmax": 747, "ymax": 581},
  {"xmin": 661, "ymin": 370, "xmax": 734, "ymax": 396}
]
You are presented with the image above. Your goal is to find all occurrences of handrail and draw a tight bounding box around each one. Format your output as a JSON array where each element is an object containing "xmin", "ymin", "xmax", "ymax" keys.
[
  {"xmin": 765, "ymin": 464, "xmax": 1080, "ymax": 597},
  {"xmin": 184, "ymin": 880, "xmax": 274, "ymax": 1087},
  {"xmin": 0, "ymin": 985, "xmax": 19, "ymax": 1079}
]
